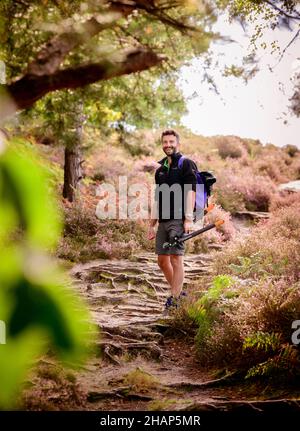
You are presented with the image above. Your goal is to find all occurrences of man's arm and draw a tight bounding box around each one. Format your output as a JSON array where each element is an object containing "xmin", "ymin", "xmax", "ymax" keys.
[
  {"xmin": 182, "ymin": 159, "xmax": 197, "ymax": 233},
  {"xmin": 149, "ymin": 198, "xmax": 158, "ymax": 227},
  {"xmin": 185, "ymin": 189, "xmax": 196, "ymax": 221},
  {"xmin": 148, "ymin": 173, "xmax": 159, "ymax": 240}
]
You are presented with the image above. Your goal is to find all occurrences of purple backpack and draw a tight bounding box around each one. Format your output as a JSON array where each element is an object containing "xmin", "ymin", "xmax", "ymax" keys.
[{"xmin": 178, "ymin": 155, "xmax": 216, "ymax": 218}]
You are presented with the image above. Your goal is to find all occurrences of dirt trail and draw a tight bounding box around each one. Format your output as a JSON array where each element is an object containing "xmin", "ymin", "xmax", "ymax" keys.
[
  {"xmin": 71, "ymin": 248, "xmax": 237, "ymax": 411},
  {"xmin": 65, "ymin": 213, "xmax": 299, "ymax": 413}
]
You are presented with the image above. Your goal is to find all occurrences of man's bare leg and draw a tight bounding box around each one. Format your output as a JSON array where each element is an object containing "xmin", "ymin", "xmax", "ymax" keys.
[
  {"xmin": 170, "ymin": 255, "xmax": 184, "ymax": 298},
  {"xmin": 157, "ymin": 255, "xmax": 173, "ymax": 288}
]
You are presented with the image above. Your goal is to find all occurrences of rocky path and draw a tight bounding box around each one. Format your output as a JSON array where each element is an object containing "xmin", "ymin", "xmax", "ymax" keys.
[
  {"xmin": 69, "ymin": 243, "xmax": 300, "ymax": 414},
  {"xmin": 70, "ymin": 249, "xmax": 243, "ymax": 410},
  {"xmin": 71, "ymin": 251, "xmax": 213, "ymax": 364}
]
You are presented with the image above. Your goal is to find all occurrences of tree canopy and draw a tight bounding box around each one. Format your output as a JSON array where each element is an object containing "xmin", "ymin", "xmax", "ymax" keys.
[{"xmin": 0, "ymin": 0, "xmax": 218, "ymax": 119}]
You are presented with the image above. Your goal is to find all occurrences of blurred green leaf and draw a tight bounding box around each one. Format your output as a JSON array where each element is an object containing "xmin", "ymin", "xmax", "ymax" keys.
[
  {"xmin": 0, "ymin": 140, "xmax": 62, "ymax": 249},
  {"xmin": 0, "ymin": 141, "xmax": 95, "ymax": 408}
]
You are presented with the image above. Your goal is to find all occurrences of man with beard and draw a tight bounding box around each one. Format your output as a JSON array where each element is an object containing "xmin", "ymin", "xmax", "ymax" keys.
[{"xmin": 148, "ymin": 130, "xmax": 197, "ymax": 311}]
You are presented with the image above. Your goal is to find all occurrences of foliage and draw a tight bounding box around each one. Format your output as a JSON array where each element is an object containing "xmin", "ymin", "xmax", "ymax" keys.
[
  {"xmin": 0, "ymin": 139, "xmax": 94, "ymax": 407},
  {"xmin": 190, "ymin": 201, "xmax": 300, "ymax": 379},
  {"xmin": 0, "ymin": 0, "xmax": 217, "ymax": 131},
  {"xmin": 215, "ymin": 136, "xmax": 246, "ymax": 159},
  {"xmin": 218, "ymin": 0, "xmax": 300, "ymax": 115},
  {"xmin": 22, "ymin": 361, "xmax": 86, "ymax": 410},
  {"xmin": 57, "ymin": 202, "xmax": 152, "ymax": 262},
  {"xmin": 214, "ymin": 167, "xmax": 277, "ymax": 213},
  {"xmin": 214, "ymin": 201, "xmax": 300, "ymax": 280},
  {"xmin": 122, "ymin": 129, "xmax": 158, "ymax": 157},
  {"xmin": 123, "ymin": 367, "xmax": 159, "ymax": 392},
  {"xmin": 270, "ymin": 190, "xmax": 300, "ymax": 212},
  {"xmin": 283, "ymin": 144, "xmax": 299, "ymax": 158},
  {"xmin": 187, "ymin": 275, "xmax": 236, "ymax": 345}
]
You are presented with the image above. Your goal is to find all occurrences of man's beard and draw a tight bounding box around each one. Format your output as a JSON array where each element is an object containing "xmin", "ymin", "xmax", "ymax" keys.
[{"xmin": 163, "ymin": 147, "xmax": 177, "ymax": 156}]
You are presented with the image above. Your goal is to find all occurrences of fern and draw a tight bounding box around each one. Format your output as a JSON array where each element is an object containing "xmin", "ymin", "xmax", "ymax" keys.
[{"xmin": 243, "ymin": 331, "xmax": 282, "ymax": 353}]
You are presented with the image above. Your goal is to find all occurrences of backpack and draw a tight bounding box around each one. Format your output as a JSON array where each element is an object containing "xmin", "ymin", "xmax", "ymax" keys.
[{"xmin": 178, "ymin": 155, "xmax": 216, "ymax": 219}]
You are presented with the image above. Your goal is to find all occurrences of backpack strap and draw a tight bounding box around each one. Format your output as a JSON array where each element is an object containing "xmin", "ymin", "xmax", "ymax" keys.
[{"xmin": 178, "ymin": 155, "xmax": 185, "ymax": 169}]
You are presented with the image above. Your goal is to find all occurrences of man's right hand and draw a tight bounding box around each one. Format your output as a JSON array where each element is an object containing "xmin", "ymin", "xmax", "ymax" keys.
[{"xmin": 147, "ymin": 226, "xmax": 156, "ymax": 240}]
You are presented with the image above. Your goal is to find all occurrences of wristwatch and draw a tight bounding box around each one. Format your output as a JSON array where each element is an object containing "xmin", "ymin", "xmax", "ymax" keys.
[{"xmin": 185, "ymin": 213, "xmax": 194, "ymax": 221}]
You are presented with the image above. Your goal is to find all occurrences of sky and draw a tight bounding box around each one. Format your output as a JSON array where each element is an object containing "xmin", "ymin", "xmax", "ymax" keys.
[{"xmin": 179, "ymin": 13, "xmax": 300, "ymax": 148}]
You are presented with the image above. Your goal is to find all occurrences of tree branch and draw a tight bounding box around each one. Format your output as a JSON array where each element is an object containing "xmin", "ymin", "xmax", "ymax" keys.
[
  {"xmin": 27, "ymin": 9, "xmax": 134, "ymax": 76},
  {"xmin": 110, "ymin": 0, "xmax": 199, "ymax": 33},
  {"xmin": 6, "ymin": 48, "xmax": 165, "ymax": 111},
  {"xmin": 274, "ymin": 26, "xmax": 300, "ymax": 66},
  {"xmin": 26, "ymin": 1, "xmax": 194, "ymax": 77},
  {"xmin": 263, "ymin": 0, "xmax": 300, "ymax": 20}
]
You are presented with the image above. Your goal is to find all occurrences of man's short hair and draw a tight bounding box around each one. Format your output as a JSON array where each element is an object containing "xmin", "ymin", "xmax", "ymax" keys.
[{"xmin": 161, "ymin": 129, "xmax": 180, "ymax": 143}]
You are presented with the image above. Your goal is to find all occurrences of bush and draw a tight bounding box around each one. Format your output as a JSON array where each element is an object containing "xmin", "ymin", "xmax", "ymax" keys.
[
  {"xmin": 92, "ymin": 171, "xmax": 105, "ymax": 182},
  {"xmin": 57, "ymin": 203, "xmax": 151, "ymax": 262},
  {"xmin": 254, "ymin": 160, "xmax": 287, "ymax": 183},
  {"xmin": 270, "ymin": 191, "xmax": 300, "ymax": 212},
  {"xmin": 191, "ymin": 275, "xmax": 300, "ymax": 377},
  {"xmin": 215, "ymin": 169, "xmax": 276, "ymax": 213},
  {"xmin": 208, "ymin": 205, "xmax": 237, "ymax": 240},
  {"xmin": 240, "ymin": 176, "xmax": 276, "ymax": 211},
  {"xmin": 215, "ymin": 136, "xmax": 246, "ymax": 159},
  {"xmin": 283, "ymin": 144, "xmax": 299, "ymax": 158},
  {"xmin": 291, "ymin": 160, "xmax": 300, "ymax": 179},
  {"xmin": 213, "ymin": 202, "xmax": 300, "ymax": 281},
  {"xmin": 190, "ymin": 202, "xmax": 300, "ymax": 379},
  {"xmin": 242, "ymin": 139, "xmax": 263, "ymax": 158},
  {"xmin": 187, "ymin": 205, "xmax": 236, "ymax": 253},
  {"xmin": 123, "ymin": 130, "xmax": 157, "ymax": 157}
]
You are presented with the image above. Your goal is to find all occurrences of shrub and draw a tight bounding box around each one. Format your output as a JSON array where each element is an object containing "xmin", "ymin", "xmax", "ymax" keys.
[
  {"xmin": 215, "ymin": 187, "xmax": 246, "ymax": 214},
  {"xmin": 192, "ymin": 276, "xmax": 300, "ymax": 377},
  {"xmin": 291, "ymin": 160, "xmax": 300, "ymax": 179},
  {"xmin": 205, "ymin": 204, "xmax": 236, "ymax": 241},
  {"xmin": 254, "ymin": 160, "xmax": 286, "ymax": 183},
  {"xmin": 191, "ymin": 202, "xmax": 300, "ymax": 379},
  {"xmin": 123, "ymin": 130, "xmax": 157, "ymax": 157},
  {"xmin": 270, "ymin": 191, "xmax": 300, "ymax": 212},
  {"xmin": 92, "ymin": 171, "xmax": 105, "ymax": 182},
  {"xmin": 242, "ymin": 139, "xmax": 263, "ymax": 158},
  {"xmin": 213, "ymin": 202, "xmax": 300, "ymax": 281},
  {"xmin": 188, "ymin": 205, "xmax": 236, "ymax": 253},
  {"xmin": 215, "ymin": 136, "xmax": 246, "ymax": 159},
  {"xmin": 215, "ymin": 169, "xmax": 276, "ymax": 213},
  {"xmin": 283, "ymin": 144, "xmax": 299, "ymax": 158},
  {"xmin": 57, "ymin": 203, "xmax": 151, "ymax": 262}
]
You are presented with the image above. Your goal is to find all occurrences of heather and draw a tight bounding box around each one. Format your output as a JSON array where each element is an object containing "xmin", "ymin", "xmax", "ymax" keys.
[
  {"xmin": 48, "ymin": 130, "xmax": 300, "ymax": 261},
  {"xmin": 185, "ymin": 202, "xmax": 300, "ymax": 381}
]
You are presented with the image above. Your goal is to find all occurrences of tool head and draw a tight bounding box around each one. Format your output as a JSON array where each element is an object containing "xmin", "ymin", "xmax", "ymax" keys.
[{"xmin": 215, "ymin": 219, "xmax": 225, "ymax": 227}]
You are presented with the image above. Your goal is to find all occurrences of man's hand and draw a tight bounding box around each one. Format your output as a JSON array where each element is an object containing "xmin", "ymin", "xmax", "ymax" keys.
[
  {"xmin": 184, "ymin": 219, "xmax": 194, "ymax": 234},
  {"xmin": 147, "ymin": 226, "xmax": 156, "ymax": 240}
]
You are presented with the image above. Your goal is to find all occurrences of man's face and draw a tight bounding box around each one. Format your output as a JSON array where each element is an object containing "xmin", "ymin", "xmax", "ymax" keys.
[{"xmin": 162, "ymin": 134, "xmax": 179, "ymax": 156}]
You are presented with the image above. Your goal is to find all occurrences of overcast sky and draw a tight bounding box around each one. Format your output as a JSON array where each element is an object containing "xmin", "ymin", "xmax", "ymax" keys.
[{"xmin": 179, "ymin": 14, "xmax": 300, "ymax": 148}]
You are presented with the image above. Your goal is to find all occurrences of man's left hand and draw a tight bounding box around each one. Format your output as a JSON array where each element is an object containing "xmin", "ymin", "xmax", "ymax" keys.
[{"xmin": 184, "ymin": 220, "xmax": 194, "ymax": 234}]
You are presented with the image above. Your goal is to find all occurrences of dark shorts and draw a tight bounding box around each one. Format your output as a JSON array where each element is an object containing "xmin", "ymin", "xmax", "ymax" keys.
[{"xmin": 155, "ymin": 219, "xmax": 185, "ymax": 256}]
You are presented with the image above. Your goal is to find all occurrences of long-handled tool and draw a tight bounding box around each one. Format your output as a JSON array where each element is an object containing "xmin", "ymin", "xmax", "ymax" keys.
[{"xmin": 163, "ymin": 219, "xmax": 224, "ymax": 249}]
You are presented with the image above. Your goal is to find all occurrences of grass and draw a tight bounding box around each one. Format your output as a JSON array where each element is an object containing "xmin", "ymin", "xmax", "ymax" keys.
[
  {"xmin": 122, "ymin": 368, "xmax": 160, "ymax": 392},
  {"xmin": 148, "ymin": 398, "xmax": 180, "ymax": 410}
]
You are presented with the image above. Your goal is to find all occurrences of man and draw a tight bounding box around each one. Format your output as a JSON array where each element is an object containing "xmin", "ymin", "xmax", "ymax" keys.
[{"xmin": 148, "ymin": 129, "xmax": 197, "ymax": 311}]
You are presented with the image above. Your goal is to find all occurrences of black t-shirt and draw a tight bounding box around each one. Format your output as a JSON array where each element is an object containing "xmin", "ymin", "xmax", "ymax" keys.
[{"xmin": 154, "ymin": 152, "xmax": 197, "ymax": 222}]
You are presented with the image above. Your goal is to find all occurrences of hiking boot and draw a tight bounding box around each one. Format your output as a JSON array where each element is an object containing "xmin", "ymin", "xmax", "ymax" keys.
[
  {"xmin": 164, "ymin": 295, "xmax": 178, "ymax": 313},
  {"xmin": 179, "ymin": 291, "xmax": 187, "ymax": 300}
]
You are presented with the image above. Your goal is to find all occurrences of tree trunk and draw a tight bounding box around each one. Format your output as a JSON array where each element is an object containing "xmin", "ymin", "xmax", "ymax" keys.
[
  {"xmin": 63, "ymin": 103, "xmax": 84, "ymax": 202},
  {"xmin": 62, "ymin": 145, "xmax": 82, "ymax": 202}
]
